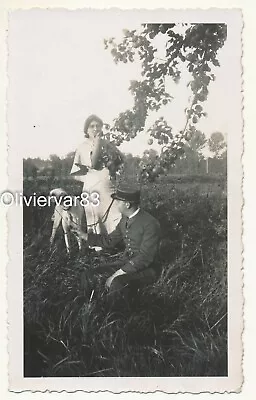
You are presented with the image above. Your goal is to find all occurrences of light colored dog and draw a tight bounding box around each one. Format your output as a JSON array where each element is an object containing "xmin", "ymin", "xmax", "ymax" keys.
[{"xmin": 49, "ymin": 188, "xmax": 85, "ymax": 255}]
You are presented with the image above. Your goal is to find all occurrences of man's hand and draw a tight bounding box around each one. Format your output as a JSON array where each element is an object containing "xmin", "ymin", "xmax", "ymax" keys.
[
  {"xmin": 70, "ymin": 221, "xmax": 88, "ymax": 241},
  {"xmin": 105, "ymin": 269, "xmax": 126, "ymax": 289}
]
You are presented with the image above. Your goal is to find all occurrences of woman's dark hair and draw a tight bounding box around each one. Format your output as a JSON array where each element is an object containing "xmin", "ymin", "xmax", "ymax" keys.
[{"xmin": 84, "ymin": 115, "xmax": 103, "ymax": 138}]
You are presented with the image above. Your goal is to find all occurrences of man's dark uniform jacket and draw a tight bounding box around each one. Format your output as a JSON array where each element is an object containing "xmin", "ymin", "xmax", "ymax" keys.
[{"xmin": 88, "ymin": 209, "xmax": 161, "ymax": 275}]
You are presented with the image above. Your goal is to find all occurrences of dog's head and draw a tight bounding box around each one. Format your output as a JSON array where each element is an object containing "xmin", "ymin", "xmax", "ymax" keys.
[
  {"xmin": 50, "ymin": 188, "xmax": 68, "ymax": 198},
  {"xmin": 50, "ymin": 188, "xmax": 72, "ymax": 210}
]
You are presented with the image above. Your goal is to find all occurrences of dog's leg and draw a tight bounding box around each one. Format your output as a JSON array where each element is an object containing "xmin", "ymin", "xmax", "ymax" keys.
[
  {"xmin": 62, "ymin": 218, "xmax": 71, "ymax": 255},
  {"xmin": 61, "ymin": 210, "xmax": 73, "ymax": 255},
  {"xmin": 77, "ymin": 234, "xmax": 82, "ymax": 251},
  {"xmin": 50, "ymin": 208, "xmax": 62, "ymax": 250},
  {"xmin": 64, "ymin": 232, "xmax": 71, "ymax": 255},
  {"xmin": 76, "ymin": 215, "xmax": 83, "ymax": 251}
]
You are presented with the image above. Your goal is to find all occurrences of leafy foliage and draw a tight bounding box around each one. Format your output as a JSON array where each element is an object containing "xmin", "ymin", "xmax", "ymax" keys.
[
  {"xmin": 93, "ymin": 139, "xmax": 124, "ymax": 179},
  {"xmin": 103, "ymin": 23, "xmax": 227, "ymax": 180},
  {"xmin": 208, "ymin": 132, "xmax": 227, "ymax": 158}
]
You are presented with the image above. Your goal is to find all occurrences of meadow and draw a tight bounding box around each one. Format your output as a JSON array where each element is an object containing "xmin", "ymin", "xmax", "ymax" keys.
[{"xmin": 23, "ymin": 175, "xmax": 227, "ymax": 377}]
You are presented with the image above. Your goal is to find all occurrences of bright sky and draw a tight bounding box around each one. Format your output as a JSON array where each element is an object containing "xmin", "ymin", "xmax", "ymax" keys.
[{"xmin": 8, "ymin": 9, "xmax": 233, "ymax": 159}]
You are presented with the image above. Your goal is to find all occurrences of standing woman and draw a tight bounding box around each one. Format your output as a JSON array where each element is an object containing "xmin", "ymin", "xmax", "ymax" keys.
[{"xmin": 70, "ymin": 115, "xmax": 123, "ymax": 234}]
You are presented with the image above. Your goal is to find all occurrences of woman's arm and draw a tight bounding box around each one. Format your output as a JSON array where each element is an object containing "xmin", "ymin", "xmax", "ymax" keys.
[
  {"xmin": 90, "ymin": 137, "xmax": 102, "ymax": 169},
  {"xmin": 70, "ymin": 145, "xmax": 90, "ymax": 174},
  {"xmin": 70, "ymin": 149, "xmax": 81, "ymax": 175}
]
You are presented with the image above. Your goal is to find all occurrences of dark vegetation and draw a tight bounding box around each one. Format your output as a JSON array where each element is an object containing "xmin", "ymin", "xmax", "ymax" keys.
[{"xmin": 24, "ymin": 175, "xmax": 227, "ymax": 377}]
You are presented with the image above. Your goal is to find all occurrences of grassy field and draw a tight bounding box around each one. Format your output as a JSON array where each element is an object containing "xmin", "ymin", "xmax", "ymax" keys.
[{"xmin": 23, "ymin": 175, "xmax": 227, "ymax": 377}]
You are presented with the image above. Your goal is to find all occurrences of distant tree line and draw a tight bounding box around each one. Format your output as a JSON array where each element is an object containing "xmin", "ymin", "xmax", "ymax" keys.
[
  {"xmin": 23, "ymin": 132, "xmax": 226, "ymax": 181},
  {"xmin": 23, "ymin": 152, "xmax": 75, "ymax": 179}
]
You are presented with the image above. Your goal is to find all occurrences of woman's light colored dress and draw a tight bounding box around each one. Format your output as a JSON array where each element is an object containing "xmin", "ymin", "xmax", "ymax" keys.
[{"xmin": 70, "ymin": 139, "xmax": 121, "ymax": 234}]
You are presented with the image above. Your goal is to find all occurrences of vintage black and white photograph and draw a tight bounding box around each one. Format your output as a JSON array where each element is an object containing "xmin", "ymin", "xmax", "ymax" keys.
[{"xmin": 7, "ymin": 8, "xmax": 243, "ymax": 393}]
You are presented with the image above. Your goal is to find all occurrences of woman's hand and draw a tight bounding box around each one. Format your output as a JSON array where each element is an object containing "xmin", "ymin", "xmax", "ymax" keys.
[
  {"xmin": 90, "ymin": 136, "xmax": 102, "ymax": 168},
  {"xmin": 92, "ymin": 135, "xmax": 101, "ymax": 150}
]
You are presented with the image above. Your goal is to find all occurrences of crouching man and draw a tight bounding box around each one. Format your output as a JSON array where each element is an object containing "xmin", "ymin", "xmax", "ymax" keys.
[{"xmin": 71, "ymin": 185, "xmax": 161, "ymax": 295}]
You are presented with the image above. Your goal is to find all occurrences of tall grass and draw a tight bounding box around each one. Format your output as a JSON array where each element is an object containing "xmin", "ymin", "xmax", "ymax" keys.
[{"xmin": 24, "ymin": 178, "xmax": 227, "ymax": 377}]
